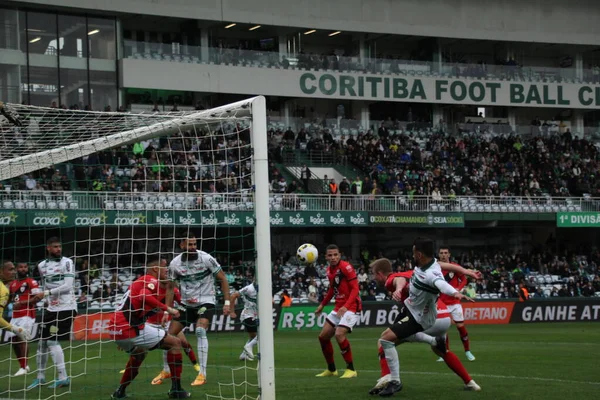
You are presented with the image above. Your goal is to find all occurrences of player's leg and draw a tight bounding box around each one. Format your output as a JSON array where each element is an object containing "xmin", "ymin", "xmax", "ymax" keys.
[
  {"xmin": 191, "ymin": 307, "xmax": 212, "ymax": 386},
  {"xmin": 177, "ymin": 331, "xmax": 199, "ymax": 370},
  {"xmin": 46, "ymin": 310, "xmax": 76, "ymax": 388},
  {"xmin": 161, "ymin": 333, "xmax": 192, "ymax": 398},
  {"xmin": 334, "ymin": 311, "xmax": 359, "ymax": 378},
  {"xmin": 112, "ymin": 346, "xmax": 148, "ymax": 399},
  {"xmin": 11, "ymin": 317, "xmax": 32, "ymax": 375},
  {"xmin": 241, "ymin": 318, "xmax": 258, "ymax": 361},
  {"xmin": 28, "ymin": 310, "xmax": 54, "ymax": 388},
  {"xmin": 315, "ymin": 310, "xmax": 338, "ymax": 376},
  {"xmin": 375, "ymin": 307, "xmax": 424, "ymax": 397},
  {"xmin": 152, "ymin": 317, "xmax": 187, "ymax": 384},
  {"xmin": 428, "ymin": 318, "xmax": 480, "ymax": 391},
  {"xmin": 450, "ymin": 304, "xmax": 475, "ymax": 360}
]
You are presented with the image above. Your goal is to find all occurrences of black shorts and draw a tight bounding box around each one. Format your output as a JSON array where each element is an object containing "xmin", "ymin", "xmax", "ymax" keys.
[
  {"xmin": 242, "ymin": 317, "xmax": 257, "ymax": 333},
  {"xmin": 174, "ymin": 303, "xmax": 217, "ymax": 325},
  {"xmin": 40, "ymin": 309, "xmax": 77, "ymax": 341},
  {"xmin": 389, "ymin": 306, "xmax": 424, "ymax": 340}
]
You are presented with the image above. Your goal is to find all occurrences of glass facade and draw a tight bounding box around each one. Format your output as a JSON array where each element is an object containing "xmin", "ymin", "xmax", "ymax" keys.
[{"xmin": 0, "ymin": 6, "xmax": 117, "ymax": 108}]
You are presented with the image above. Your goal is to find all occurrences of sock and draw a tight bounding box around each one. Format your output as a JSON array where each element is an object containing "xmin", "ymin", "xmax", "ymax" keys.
[
  {"xmin": 167, "ymin": 351, "xmax": 183, "ymax": 391},
  {"xmin": 443, "ymin": 351, "xmax": 472, "ymax": 384},
  {"xmin": 413, "ymin": 332, "xmax": 437, "ymax": 346},
  {"xmin": 457, "ymin": 326, "xmax": 470, "ymax": 351},
  {"xmin": 248, "ymin": 336, "xmax": 258, "ymax": 348},
  {"xmin": 120, "ymin": 355, "xmax": 144, "ymax": 388},
  {"xmin": 380, "ymin": 340, "xmax": 400, "ymax": 382},
  {"xmin": 182, "ymin": 341, "xmax": 198, "ymax": 365},
  {"xmin": 195, "ymin": 327, "xmax": 208, "ymax": 376},
  {"xmin": 48, "ymin": 341, "xmax": 67, "ymax": 380},
  {"xmin": 318, "ymin": 336, "xmax": 335, "ymax": 371},
  {"xmin": 162, "ymin": 350, "xmax": 170, "ymax": 373},
  {"xmin": 378, "ymin": 345, "xmax": 390, "ymax": 377},
  {"xmin": 36, "ymin": 340, "xmax": 48, "ymax": 380},
  {"xmin": 446, "ymin": 334, "xmax": 450, "ymax": 351},
  {"xmin": 339, "ymin": 338, "xmax": 354, "ymax": 370},
  {"xmin": 13, "ymin": 342, "xmax": 26, "ymax": 368}
]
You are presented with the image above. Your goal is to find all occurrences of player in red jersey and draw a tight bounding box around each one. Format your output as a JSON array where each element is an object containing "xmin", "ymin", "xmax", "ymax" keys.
[
  {"xmin": 369, "ymin": 258, "xmax": 481, "ymax": 395},
  {"xmin": 314, "ymin": 244, "xmax": 362, "ymax": 379},
  {"xmin": 8, "ymin": 262, "xmax": 43, "ymax": 376},
  {"xmin": 109, "ymin": 257, "xmax": 190, "ymax": 399},
  {"xmin": 437, "ymin": 246, "xmax": 475, "ymax": 361}
]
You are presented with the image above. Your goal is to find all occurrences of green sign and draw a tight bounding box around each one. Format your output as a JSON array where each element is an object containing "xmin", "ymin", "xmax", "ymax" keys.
[
  {"xmin": 299, "ymin": 72, "xmax": 600, "ymax": 108},
  {"xmin": 269, "ymin": 211, "xmax": 368, "ymax": 227},
  {"xmin": 0, "ymin": 210, "xmax": 20, "ymax": 226},
  {"xmin": 369, "ymin": 212, "xmax": 465, "ymax": 227},
  {"xmin": 557, "ymin": 212, "xmax": 600, "ymax": 227},
  {"xmin": 278, "ymin": 305, "xmax": 335, "ymax": 331}
]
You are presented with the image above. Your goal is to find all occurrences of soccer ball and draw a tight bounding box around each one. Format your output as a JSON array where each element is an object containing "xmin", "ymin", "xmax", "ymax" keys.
[{"xmin": 297, "ymin": 243, "xmax": 319, "ymax": 265}]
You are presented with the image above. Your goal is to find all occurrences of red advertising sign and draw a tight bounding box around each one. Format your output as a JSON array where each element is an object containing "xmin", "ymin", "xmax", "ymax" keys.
[
  {"xmin": 462, "ymin": 302, "xmax": 515, "ymax": 324},
  {"xmin": 73, "ymin": 312, "xmax": 113, "ymax": 340}
]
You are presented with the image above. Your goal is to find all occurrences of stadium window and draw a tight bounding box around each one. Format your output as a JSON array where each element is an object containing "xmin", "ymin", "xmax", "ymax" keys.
[{"xmin": 477, "ymin": 107, "xmax": 485, "ymax": 118}]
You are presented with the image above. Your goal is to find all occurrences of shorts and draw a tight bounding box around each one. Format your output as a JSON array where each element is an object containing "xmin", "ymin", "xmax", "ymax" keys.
[
  {"xmin": 242, "ymin": 317, "xmax": 257, "ymax": 333},
  {"xmin": 174, "ymin": 303, "xmax": 217, "ymax": 325},
  {"xmin": 115, "ymin": 324, "xmax": 166, "ymax": 353},
  {"xmin": 40, "ymin": 310, "xmax": 77, "ymax": 341},
  {"xmin": 389, "ymin": 306, "xmax": 424, "ymax": 340},
  {"xmin": 325, "ymin": 310, "xmax": 359, "ymax": 333},
  {"xmin": 446, "ymin": 304, "xmax": 465, "ymax": 322},
  {"xmin": 6, "ymin": 316, "xmax": 35, "ymax": 339}
]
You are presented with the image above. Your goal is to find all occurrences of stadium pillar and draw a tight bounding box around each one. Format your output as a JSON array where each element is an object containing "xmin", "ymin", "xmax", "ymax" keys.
[
  {"xmin": 283, "ymin": 100, "xmax": 291, "ymax": 129},
  {"xmin": 359, "ymin": 36, "xmax": 367, "ymax": 62},
  {"xmin": 433, "ymin": 39, "xmax": 442, "ymax": 73},
  {"xmin": 279, "ymin": 35, "xmax": 287, "ymax": 60},
  {"xmin": 508, "ymin": 108, "xmax": 516, "ymax": 131},
  {"xmin": 571, "ymin": 110, "xmax": 584, "ymax": 138},
  {"xmin": 575, "ymin": 52, "xmax": 584, "ymax": 82},
  {"xmin": 432, "ymin": 105, "xmax": 444, "ymax": 129},
  {"xmin": 200, "ymin": 28, "xmax": 209, "ymax": 62},
  {"xmin": 359, "ymin": 102, "xmax": 370, "ymax": 131}
]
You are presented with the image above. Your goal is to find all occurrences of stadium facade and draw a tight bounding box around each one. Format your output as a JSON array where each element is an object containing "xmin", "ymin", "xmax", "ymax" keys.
[{"xmin": 2, "ymin": 0, "xmax": 600, "ymax": 136}]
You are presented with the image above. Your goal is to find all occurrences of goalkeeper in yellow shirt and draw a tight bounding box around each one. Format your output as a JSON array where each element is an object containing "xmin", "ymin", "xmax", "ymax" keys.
[{"xmin": 1, "ymin": 261, "xmax": 32, "ymax": 342}]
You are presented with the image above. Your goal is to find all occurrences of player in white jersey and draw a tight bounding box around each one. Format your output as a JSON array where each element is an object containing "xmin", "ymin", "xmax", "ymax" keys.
[
  {"xmin": 229, "ymin": 282, "xmax": 258, "ymax": 361},
  {"xmin": 28, "ymin": 237, "xmax": 77, "ymax": 390},
  {"xmin": 376, "ymin": 237, "xmax": 474, "ymax": 396},
  {"xmin": 155, "ymin": 231, "xmax": 231, "ymax": 387}
]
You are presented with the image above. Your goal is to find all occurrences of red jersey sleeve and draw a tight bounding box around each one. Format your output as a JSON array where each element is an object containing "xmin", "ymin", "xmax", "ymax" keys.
[
  {"xmin": 340, "ymin": 262, "xmax": 357, "ymax": 280},
  {"xmin": 384, "ymin": 271, "xmax": 413, "ymax": 293}
]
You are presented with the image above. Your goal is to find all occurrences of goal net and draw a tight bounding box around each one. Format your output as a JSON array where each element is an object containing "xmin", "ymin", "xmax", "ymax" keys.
[{"xmin": 0, "ymin": 97, "xmax": 274, "ymax": 400}]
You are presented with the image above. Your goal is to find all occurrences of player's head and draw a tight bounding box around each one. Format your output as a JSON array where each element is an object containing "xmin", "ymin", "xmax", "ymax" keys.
[
  {"xmin": 46, "ymin": 237, "xmax": 62, "ymax": 258},
  {"xmin": 147, "ymin": 256, "xmax": 168, "ymax": 281},
  {"xmin": 325, "ymin": 244, "xmax": 341, "ymax": 267},
  {"xmin": 179, "ymin": 231, "xmax": 197, "ymax": 254},
  {"xmin": 438, "ymin": 246, "xmax": 451, "ymax": 263},
  {"xmin": 370, "ymin": 258, "xmax": 392, "ymax": 286},
  {"xmin": 412, "ymin": 237, "xmax": 435, "ymax": 266},
  {"xmin": 1, "ymin": 260, "xmax": 16, "ymax": 283},
  {"xmin": 16, "ymin": 262, "xmax": 29, "ymax": 279}
]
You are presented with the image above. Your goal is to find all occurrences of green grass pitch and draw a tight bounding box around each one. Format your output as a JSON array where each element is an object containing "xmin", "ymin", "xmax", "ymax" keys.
[{"xmin": 1, "ymin": 322, "xmax": 598, "ymax": 400}]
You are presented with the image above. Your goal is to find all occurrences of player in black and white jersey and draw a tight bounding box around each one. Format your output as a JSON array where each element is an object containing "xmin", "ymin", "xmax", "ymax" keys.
[
  {"xmin": 28, "ymin": 237, "xmax": 77, "ymax": 390},
  {"xmin": 376, "ymin": 237, "xmax": 474, "ymax": 396},
  {"xmin": 229, "ymin": 282, "xmax": 258, "ymax": 361},
  {"xmin": 155, "ymin": 231, "xmax": 231, "ymax": 387}
]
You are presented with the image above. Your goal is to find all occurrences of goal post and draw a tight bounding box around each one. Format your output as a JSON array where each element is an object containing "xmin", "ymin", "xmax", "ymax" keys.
[{"xmin": 0, "ymin": 96, "xmax": 275, "ymax": 400}]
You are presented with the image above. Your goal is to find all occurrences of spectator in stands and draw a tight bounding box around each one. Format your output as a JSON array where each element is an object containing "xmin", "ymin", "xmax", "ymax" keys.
[{"xmin": 300, "ymin": 164, "xmax": 311, "ymax": 192}]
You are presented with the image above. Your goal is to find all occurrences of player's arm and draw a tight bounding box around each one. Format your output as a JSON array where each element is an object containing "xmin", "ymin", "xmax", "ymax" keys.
[
  {"xmin": 228, "ymin": 291, "xmax": 241, "ymax": 319},
  {"xmin": 16, "ymin": 280, "xmax": 43, "ymax": 309},
  {"xmin": 438, "ymin": 261, "xmax": 482, "ymax": 280},
  {"xmin": 391, "ymin": 276, "xmax": 408, "ymax": 302},
  {"xmin": 0, "ymin": 289, "xmax": 30, "ymax": 340},
  {"xmin": 214, "ymin": 269, "xmax": 231, "ymax": 315},
  {"xmin": 432, "ymin": 274, "xmax": 475, "ymax": 302},
  {"xmin": 42, "ymin": 259, "xmax": 74, "ymax": 298}
]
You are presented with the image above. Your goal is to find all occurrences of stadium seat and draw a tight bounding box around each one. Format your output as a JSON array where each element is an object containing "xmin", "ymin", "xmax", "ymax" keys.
[
  {"xmin": 125, "ymin": 202, "xmax": 134, "ymax": 210},
  {"xmin": 69, "ymin": 202, "xmax": 79, "ymax": 209},
  {"xmin": 58, "ymin": 201, "xmax": 68, "ymax": 209},
  {"xmin": 36, "ymin": 200, "xmax": 46, "ymax": 209},
  {"xmin": 104, "ymin": 201, "xmax": 115, "ymax": 210},
  {"xmin": 2, "ymin": 201, "xmax": 13, "ymax": 208}
]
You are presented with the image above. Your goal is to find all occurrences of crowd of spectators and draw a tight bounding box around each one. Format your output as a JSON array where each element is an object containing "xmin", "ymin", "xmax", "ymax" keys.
[{"xmin": 269, "ymin": 120, "xmax": 599, "ymax": 199}]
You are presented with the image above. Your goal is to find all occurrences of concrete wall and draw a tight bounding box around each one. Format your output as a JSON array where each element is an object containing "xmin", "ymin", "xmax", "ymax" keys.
[{"xmin": 10, "ymin": 0, "xmax": 600, "ymax": 45}]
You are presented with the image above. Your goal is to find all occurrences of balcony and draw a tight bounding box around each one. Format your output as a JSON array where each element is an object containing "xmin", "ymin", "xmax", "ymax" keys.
[{"xmin": 0, "ymin": 191, "xmax": 597, "ymax": 213}]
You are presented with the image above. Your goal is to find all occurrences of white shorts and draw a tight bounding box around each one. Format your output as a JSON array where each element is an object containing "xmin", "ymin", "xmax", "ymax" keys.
[
  {"xmin": 446, "ymin": 304, "xmax": 465, "ymax": 322},
  {"xmin": 326, "ymin": 310, "xmax": 359, "ymax": 332},
  {"xmin": 115, "ymin": 324, "xmax": 166, "ymax": 353},
  {"xmin": 6, "ymin": 316, "xmax": 35, "ymax": 339}
]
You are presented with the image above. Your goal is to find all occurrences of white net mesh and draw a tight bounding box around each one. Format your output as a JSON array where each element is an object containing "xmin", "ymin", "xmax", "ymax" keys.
[{"xmin": 0, "ymin": 98, "xmax": 267, "ymax": 400}]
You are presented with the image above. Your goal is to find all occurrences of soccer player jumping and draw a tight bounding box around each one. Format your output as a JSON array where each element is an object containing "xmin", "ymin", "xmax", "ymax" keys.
[
  {"xmin": 315, "ymin": 244, "xmax": 361, "ymax": 379},
  {"xmin": 437, "ymin": 246, "xmax": 476, "ymax": 362}
]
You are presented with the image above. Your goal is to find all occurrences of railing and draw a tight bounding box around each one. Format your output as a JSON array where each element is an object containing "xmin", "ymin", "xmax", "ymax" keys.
[
  {"xmin": 0, "ymin": 191, "xmax": 598, "ymax": 213},
  {"xmin": 122, "ymin": 40, "xmax": 599, "ymax": 84}
]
